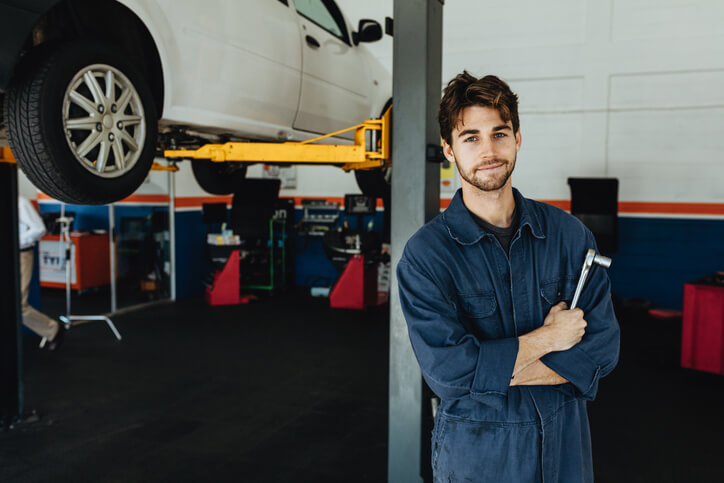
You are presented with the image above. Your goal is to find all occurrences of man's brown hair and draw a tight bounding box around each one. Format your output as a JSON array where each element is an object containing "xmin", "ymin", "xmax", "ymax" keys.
[{"xmin": 438, "ymin": 72, "xmax": 520, "ymax": 144}]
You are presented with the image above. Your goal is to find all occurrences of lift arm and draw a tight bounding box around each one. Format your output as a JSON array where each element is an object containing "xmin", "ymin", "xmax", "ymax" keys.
[
  {"xmin": 164, "ymin": 107, "xmax": 391, "ymax": 172},
  {"xmin": 0, "ymin": 147, "xmax": 16, "ymax": 163}
]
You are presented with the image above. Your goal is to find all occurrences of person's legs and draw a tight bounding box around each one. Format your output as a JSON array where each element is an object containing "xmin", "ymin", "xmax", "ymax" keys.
[{"xmin": 20, "ymin": 250, "xmax": 59, "ymax": 341}]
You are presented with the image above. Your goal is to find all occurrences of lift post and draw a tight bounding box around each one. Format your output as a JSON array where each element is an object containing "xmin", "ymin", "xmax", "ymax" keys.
[
  {"xmin": 164, "ymin": 107, "xmax": 391, "ymax": 172},
  {"xmin": 0, "ymin": 147, "xmax": 24, "ymax": 428}
]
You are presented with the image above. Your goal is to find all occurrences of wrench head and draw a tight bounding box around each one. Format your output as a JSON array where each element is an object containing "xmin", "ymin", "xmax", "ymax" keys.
[{"xmin": 593, "ymin": 254, "xmax": 612, "ymax": 268}]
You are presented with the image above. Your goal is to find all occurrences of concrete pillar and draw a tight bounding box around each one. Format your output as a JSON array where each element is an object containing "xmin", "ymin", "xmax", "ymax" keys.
[{"xmin": 388, "ymin": 0, "xmax": 443, "ymax": 481}]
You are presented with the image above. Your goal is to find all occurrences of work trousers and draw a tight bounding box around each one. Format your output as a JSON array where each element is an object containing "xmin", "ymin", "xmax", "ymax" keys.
[{"xmin": 20, "ymin": 249, "xmax": 59, "ymax": 341}]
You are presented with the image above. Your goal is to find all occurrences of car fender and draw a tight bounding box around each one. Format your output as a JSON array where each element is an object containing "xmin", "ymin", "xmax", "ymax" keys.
[{"xmin": 115, "ymin": 0, "xmax": 175, "ymax": 118}]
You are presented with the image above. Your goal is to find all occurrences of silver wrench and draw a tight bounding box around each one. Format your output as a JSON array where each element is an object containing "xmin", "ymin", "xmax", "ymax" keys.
[{"xmin": 570, "ymin": 249, "xmax": 612, "ymax": 310}]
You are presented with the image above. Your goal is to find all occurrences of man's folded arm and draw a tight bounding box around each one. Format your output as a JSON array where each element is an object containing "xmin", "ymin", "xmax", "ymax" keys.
[
  {"xmin": 397, "ymin": 259, "xmax": 519, "ymax": 410},
  {"xmin": 540, "ymin": 236, "xmax": 621, "ymax": 399},
  {"xmin": 511, "ymin": 360, "xmax": 568, "ymax": 386}
]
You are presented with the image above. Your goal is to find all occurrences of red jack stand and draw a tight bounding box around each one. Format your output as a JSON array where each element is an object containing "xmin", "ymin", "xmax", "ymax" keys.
[
  {"xmin": 206, "ymin": 250, "xmax": 258, "ymax": 306},
  {"xmin": 330, "ymin": 254, "xmax": 379, "ymax": 310}
]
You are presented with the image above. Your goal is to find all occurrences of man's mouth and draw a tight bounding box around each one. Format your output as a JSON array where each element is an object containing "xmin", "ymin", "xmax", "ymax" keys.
[{"xmin": 476, "ymin": 163, "xmax": 504, "ymax": 172}]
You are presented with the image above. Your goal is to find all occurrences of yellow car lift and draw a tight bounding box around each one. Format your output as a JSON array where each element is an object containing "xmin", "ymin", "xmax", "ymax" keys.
[
  {"xmin": 163, "ymin": 107, "xmax": 391, "ymax": 172},
  {"xmin": 0, "ymin": 147, "xmax": 17, "ymax": 163}
]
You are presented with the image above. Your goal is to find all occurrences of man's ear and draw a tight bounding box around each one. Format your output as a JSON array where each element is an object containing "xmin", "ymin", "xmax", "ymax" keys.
[
  {"xmin": 443, "ymin": 139, "xmax": 456, "ymax": 164},
  {"xmin": 515, "ymin": 129, "xmax": 522, "ymax": 152}
]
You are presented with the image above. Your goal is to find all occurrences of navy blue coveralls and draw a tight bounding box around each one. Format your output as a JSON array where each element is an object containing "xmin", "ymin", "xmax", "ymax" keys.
[{"xmin": 397, "ymin": 188, "xmax": 620, "ymax": 482}]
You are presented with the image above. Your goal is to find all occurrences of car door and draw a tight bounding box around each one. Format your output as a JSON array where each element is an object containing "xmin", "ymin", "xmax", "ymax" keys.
[
  {"xmin": 291, "ymin": 0, "xmax": 372, "ymax": 138},
  {"xmin": 147, "ymin": 0, "xmax": 302, "ymax": 138}
]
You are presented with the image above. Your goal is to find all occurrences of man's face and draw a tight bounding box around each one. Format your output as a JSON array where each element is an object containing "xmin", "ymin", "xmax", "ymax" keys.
[{"xmin": 443, "ymin": 105, "xmax": 521, "ymax": 193}]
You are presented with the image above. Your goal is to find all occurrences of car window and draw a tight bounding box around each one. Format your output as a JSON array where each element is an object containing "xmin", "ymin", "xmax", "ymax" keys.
[{"xmin": 294, "ymin": 0, "xmax": 349, "ymax": 44}]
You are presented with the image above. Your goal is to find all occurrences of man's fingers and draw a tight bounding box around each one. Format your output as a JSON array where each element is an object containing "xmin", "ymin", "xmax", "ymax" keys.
[{"xmin": 550, "ymin": 301, "xmax": 568, "ymax": 313}]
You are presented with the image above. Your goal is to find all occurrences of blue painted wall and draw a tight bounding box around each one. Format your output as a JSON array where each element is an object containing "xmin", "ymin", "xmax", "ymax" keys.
[
  {"xmin": 607, "ymin": 217, "xmax": 724, "ymax": 310},
  {"xmin": 174, "ymin": 210, "xmax": 213, "ymax": 299}
]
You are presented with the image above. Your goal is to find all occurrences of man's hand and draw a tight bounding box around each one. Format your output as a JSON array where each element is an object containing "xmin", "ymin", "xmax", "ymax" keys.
[
  {"xmin": 512, "ymin": 302, "xmax": 587, "ymax": 378},
  {"xmin": 541, "ymin": 302, "xmax": 587, "ymax": 352}
]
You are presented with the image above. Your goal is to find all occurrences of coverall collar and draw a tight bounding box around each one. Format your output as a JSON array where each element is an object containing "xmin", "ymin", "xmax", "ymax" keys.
[{"xmin": 442, "ymin": 187, "xmax": 546, "ymax": 245}]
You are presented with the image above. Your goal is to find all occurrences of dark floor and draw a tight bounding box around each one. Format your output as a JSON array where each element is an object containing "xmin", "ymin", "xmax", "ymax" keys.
[
  {"xmin": 2, "ymin": 290, "xmax": 389, "ymax": 482},
  {"xmin": 1, "ymin": 292, "xmax": 723, "ymax": 482}
]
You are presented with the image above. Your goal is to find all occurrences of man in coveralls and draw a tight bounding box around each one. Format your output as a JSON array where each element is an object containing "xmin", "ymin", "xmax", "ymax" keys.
[{"xmin": 397, "ymin": 72, "xmax": 620, "ymax": 482}]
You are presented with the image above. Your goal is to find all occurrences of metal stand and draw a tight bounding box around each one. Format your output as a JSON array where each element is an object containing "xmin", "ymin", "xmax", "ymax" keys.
[{"xmin": 53, "ymin": 206, "xmax": 121, "ymax": 341}]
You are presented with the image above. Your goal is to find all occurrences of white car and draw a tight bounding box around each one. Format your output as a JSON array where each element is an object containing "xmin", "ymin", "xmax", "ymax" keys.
[{"xmin": 0, "ymin": 0, "xmax": 392, "ymax": 204}]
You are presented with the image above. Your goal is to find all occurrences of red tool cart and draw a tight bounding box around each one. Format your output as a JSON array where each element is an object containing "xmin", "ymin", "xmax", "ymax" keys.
[
  {"xmin": 38, "ymin": 232, "xmax": 110, "ymax": 291},
  {"xmin": 681, "ymin": 277, "xmax": 724, "ymax": 375}
]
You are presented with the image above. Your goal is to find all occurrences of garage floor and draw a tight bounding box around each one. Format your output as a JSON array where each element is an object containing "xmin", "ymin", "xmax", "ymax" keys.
[{"xmin": 1, "ymin": 292, "xmax": 722, "ymax": 482}]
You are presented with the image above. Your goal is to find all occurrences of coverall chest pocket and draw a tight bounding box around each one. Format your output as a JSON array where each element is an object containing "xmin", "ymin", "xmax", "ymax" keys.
[
  {"xmin": 456, "ymin": 292, "xmax": 500, "ymax": 339},
  {"xmin": 540, "ymin": 277, "xmax": 578, "ymax": 312}
]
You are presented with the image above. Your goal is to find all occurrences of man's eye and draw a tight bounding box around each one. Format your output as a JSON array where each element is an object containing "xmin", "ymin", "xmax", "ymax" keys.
[
  {"xmin": 494, "ymin": 132, "xmax": 507, "ymax": 138},
  {"xmin": 464, "ymin": 136, "xmax": 478, "ymax": 143}
]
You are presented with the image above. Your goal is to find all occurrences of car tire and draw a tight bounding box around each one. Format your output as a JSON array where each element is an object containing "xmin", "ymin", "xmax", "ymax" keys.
[
  {"xmin": 354, "ymin": 165, "xmax": 391, "ymax": 200},
  {"xmin": 191, "ymin": 160, "xmax": 248, "ymax": 195},
  {"xmin": 3, "ymin": 41, "xmax": 158, "ymax": 204}
]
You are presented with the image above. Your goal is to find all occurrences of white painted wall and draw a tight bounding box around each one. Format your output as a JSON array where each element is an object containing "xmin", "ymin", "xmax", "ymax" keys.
[
  {"xmin": 18, "ymin": 169, "xmax": 38, "ymax": 199},
  {"xmin": 441, "ymin": 0, "xmax": 724, "ymax": 203}
]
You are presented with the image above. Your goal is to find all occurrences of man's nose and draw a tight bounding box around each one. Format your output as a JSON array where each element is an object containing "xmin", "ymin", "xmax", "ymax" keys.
[{"xmin": 479, "ymin": 139, "xmax": 495, "ymax": 159}]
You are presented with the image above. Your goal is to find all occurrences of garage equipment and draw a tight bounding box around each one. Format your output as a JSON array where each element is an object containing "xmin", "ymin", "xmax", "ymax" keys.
[
  {"xmin": 681, "ymin": 277, "xmax": 724, "ymax": 375},
  {"xmin": 568, "ymin": 178, "xmax": 619, "ymax": 254},
  {"xmin": 230, "ymin": 179, "xmax": 287, "ymax": 291},
  {"xmin": 570, "ymin": 249, "xmax": 612, "ymax": 310},
  {"xmin": 205, "ymin": 249, "xmax": 245, "ymax": 306},
  {"xmin": 163, "ymin": 108, "xmax": 391, "ymax": 173},
  {"xmin": 328, "ymin": 194, "xmax": 385, "ymax": 310}
]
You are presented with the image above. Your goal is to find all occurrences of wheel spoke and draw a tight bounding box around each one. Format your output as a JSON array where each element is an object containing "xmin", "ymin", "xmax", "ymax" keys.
[
  {"xmin": 112, "ymin": 137, "xmax": 125, "ymax": 170},
  {"xmin": 116, "ymin": 88, "xmax": 132, "ymax": 113},
  {"xmin": 105, "ymin": 70, "xmax": 115, "ymax": 103},
  {"xmin": 69, "ymin": 91, "xmax": 98, "ymax": 115},
  {"xmin": 76, "ymin": 130, "xmax": 103, "ymax": 157},
  {"xmin": 83, "ymin": 71, "xmax": 106, "ymax": 106},
  {"xmin": 117, "ymin": 114, "xmax": 142, "ymax": 126},
  {"xmin": 66, "ymin": 116, "xmax": 98, "ymax": 130},
  {"xmin": 64, "ymin": 64, "xmax": 146, "ymax": 179},
  {"xmin": 95, "ymin": 140, "xmax": 110, "ymax": 173},
  {"xmin": 120, "ymin": 130, "xmax": 139, "ymax": 152}
]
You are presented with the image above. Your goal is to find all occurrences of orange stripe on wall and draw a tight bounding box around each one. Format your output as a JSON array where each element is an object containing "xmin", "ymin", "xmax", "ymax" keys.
[
  {"xmin": 540, "ymin": 200, "xmax": 724, "ymax": 215},
  {"xmin": 36, "ymin": 192, "xmax": 724, "ymax": 215},
  {"xmin": 540, "ymin": 200, "xmax": 571, "ymax": 211},
  {"xmin": 38, "ymin": 192, "xmax": 233, "ymax": 207},
  {"xmin": 618, "ymin": 201, "xmax": 724, "ymax": 215},
  {"xmin": 175, "ymin": 196, "xmax": 232, "ymax": 208}
]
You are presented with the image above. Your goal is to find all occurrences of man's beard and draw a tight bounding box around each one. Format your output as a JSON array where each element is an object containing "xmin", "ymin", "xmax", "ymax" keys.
[{"xmin": 457, "ymin": 155, "xmax": 516, "ymax": 192}]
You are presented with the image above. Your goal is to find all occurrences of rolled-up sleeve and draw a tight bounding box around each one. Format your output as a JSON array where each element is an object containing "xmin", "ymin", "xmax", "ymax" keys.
[
  {"xmin": 540, "ymin": 233, "xmax": 620, "ymax": 400},
  {"xmin": 397, "ymin": 258, "xmax": 519, "ymax": 410}
]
